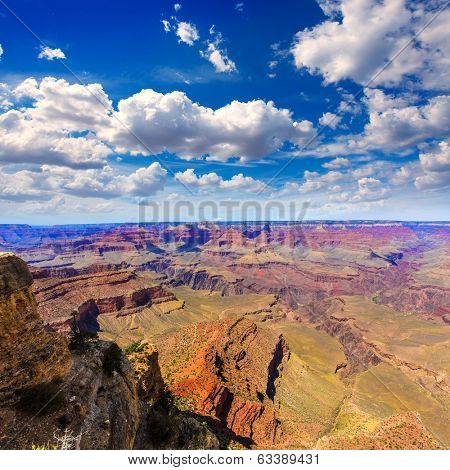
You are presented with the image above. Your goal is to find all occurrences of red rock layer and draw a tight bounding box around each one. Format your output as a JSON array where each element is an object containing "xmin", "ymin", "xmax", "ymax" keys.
[
  {"xmin": 34, "ymin": 270, "xmax": 177, "ymax": 332},
  {"xmin": 157, "ymin": 317, "xmax": 289, "ymax": 447}
]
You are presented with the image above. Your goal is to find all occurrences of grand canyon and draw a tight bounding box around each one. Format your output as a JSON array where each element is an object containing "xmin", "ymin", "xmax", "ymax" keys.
[{"xmin": 0, "ymin": 221, "xmax": 449, "ymax": 450}]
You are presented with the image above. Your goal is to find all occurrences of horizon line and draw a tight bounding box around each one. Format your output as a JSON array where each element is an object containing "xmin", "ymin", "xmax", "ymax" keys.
[{"xmin": 1, "ymin": 219, "xmax": 450, "ymax": 228}]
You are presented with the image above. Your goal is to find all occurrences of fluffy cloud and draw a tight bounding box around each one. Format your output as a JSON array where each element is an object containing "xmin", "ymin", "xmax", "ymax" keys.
[
  {"xmin": 14, "ymin": 77, "xmax": 442, "ymax": 169},
  {"xmin": 419, "ymin": 140, "xmax": 450, "ymax": 173},
  {"xmin": 200, "ymin": 27, "xmax": 237, "ymax": 73},
  {"xmin": 415, "ymin": 170, "xmax": 450, "ymax": 191},
  {"xmin": 278, "ymin": 160, "xmax": 393, "ymax": 206},
  {"xmin": 0, "ymin": 110, "xmax": 111, "ymax": 168},
  {"xmin": 362, "ymin": 89, "xmax": 450, "ymax": 151},
  {"xmin": 0, "ymin": 77, "xmax": 316, "ymax": 166},
  {"xmin": 161, "ymin": 18, "xmax": 199, "ymax": 46},
  {"xmin": 175, "ymin": 168, "xmax": 221, "ymax": 187},
  {"xmin": 391, "ymin": 162, "xmax": 420, "ymax": 186},
  {"xmin": 319, "ymin": 112, "xmax": 342, "ymax": 129},
  {"xmin": 105, "ymin": 89, "xmax": 315, "ymax": 161},
  {"xmin": 0, "ymin": 77, "xmax": 112, "ymax": 168},
  {"xmin": 0, "ymin": 169, "xmax": 54, "ymax": 202},
  {"xmin": 174, "ymin": 3, "xmax": 182, "ymax": 11},
  {"xmin": 57, "ymin": 162, "xmax": 167, "ymax": 198},
  {"xmin": 201, "ymin": 41, "xmax": 237, "ymax": 73},
  {"xmin": 280, "ymin": 169, "xmax": 346, "ymax": 194},
  {"xmin": 352, "ymin": 177, "xmax": 390, "ymax": 202},
  {"xmin": 291, "ymin": 0, "xmax": 450, "ymax": 90},
  {"xmin": 305, "ymin": 89, "xmax": 450, "ymax": 157},
  {"xmin": 38, "ymin": 46, "xmax": 66, "ymax": 60},
  {"xmin": 349, "ymin": 160, "xmax": 392, "ymax": 180},
  {"xmin": 0, "ymin": 162, "xmax": 167, "ymax": 202},
  {"xmin": 219, "ymin": 174, "xmax": 267, "ymax": 192},
  {"xmin": 13, "ymin": 77, "xmax": 112, "ymax": 129},
  {"xmin": 322, "ymin": 157, "xmax": 350, "ymax": 169},
  {"xmin": 119, "ymin": 163, "xmax": 167, "ymax": 197},
  {"xmin": 302, "ymin": 170, "xmax": 346, "ymax": 192},
  {"xmin": 415, "ymin": 140, "xmax": 450, "ymax": 190},
  {"xmin": 0, "ymin": 44, "xmax": 3, "ymax": 59},
  {"xmin": 175, "ymin": 169, "xmax": 267, "ymax": 193},
  {"xmin": 176, "ymin": 21, "xmax": 199, "ymax": 45}
]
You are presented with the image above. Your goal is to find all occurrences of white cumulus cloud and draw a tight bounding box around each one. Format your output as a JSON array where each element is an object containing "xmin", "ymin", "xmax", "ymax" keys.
[
  {"xmin": 104, "ymin": 89, "xmax": 315, "ymax": 162},
  {"xmin": 0, "ymin": 77, "xmax": 112, "ymax": 168},
  {"xmin": 0, "ymin": 77, "xmax": 316, "ymax": 166},
  {"xmin": 352, "ymin": 177, "xmax": 390, "ymax": 202},
  {"xmin": 305, "ymin": 89, "xmax": 450, "ymax": 157},
  {"xmin": 291, "ymin": 0, "xmax": 450, "ymax": 91},
  {"xmin": 38, "ymin": 46, "xmax": 66, "ymax": 60},
  {"xmin": 175, "ymin": 168, "xmax": 267, "ymax": 193},
  {"xmin": 0, "ymin": 162, "xmax": 167, "ymax": 202},
  {"xmin": 201, "ymin": 27, "xmax": 237, "ymax": 73},
  {"xmin": 415, "ymin": 140, "xmax": 450, "ymax": 190},
  {"xmin": 176, "ymin": 21, "xmax": 199, "ymax": 46},
  {"xmin": 278, "ymin": 160, "xmax": 394, "ymax": 207},
  {"xmin": 319, "ymin": 112, "xmax": 342, "ymax": 129},
  {"xmin": 362, "ymin": 89, "xmax": 450, "ymax": 151},
  {"xmin": 201, "ymin": 41, "xmax": 237, "ymax": 73},
  {"xmin": 322, "ymin": 157, "xmax": 350, "ymax": 169}
]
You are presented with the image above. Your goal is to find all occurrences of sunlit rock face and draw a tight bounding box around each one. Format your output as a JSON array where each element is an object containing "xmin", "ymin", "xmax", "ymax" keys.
[
  {"xmin": 0, "ymin": 252, "xmax": 71, "ymax": 401},
  {"xmin": 158, "ymin": 317, "xmax": 290, "ymax": 448}
]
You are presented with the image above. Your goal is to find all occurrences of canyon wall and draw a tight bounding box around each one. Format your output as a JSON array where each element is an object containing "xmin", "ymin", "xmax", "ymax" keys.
[
  {"xmin": 0, "ymin": 253, "xmax": 146, "ymax": 449},
  {"xmin": 0, "ymin": 252, "xmax": 71, "ymax": 400}
]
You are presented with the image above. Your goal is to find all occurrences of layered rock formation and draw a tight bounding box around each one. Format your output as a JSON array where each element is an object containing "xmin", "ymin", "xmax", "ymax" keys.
[
  {"xmin": 0, "ymin": 252, "xmax": 71, "ymax": 401},
  {"xmin": 34, "ymin": 270, "xmax": 178, "ymax": 333},
  {"xmin": 3, "ymin": 221, "xmax": 448, "ymax": 319},
  {"xmin": 157, "ymin": 317, "xmax": 290, "ymax": 448},
  {"xmin": 1, "ymin": 221, "xmax": 449, "ymax": 450},
  {"xmin": 0, "ymin": 253, "xmax": 143, "ymax": 448},
  {"xmin": 0, "ymin": 253, "xmax": 221, "ymax": 450}
]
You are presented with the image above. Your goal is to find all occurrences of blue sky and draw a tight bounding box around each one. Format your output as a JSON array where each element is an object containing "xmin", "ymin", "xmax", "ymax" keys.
[{"xmin": 0, "ymin": 0, "xmax": 449, "ymax": 223}]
